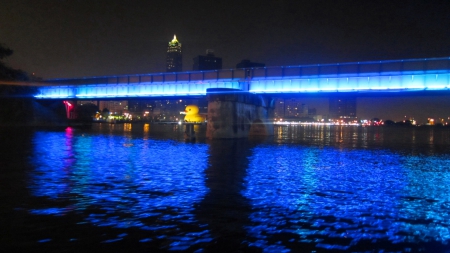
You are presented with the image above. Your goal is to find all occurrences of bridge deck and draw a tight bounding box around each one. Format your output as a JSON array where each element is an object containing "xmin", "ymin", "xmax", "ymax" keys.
[{"xmin": 8, "ymin": 57, "xmax": 450, "ymax": 99}]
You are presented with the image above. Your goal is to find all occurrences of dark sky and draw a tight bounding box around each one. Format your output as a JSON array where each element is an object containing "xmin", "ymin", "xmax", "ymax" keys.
[{"xmin": 2, "ymin": 0, "xmax": 450, "ymax": 122}]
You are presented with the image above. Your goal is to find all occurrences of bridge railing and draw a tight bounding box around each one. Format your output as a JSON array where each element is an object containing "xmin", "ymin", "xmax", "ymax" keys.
[
  {"xmin": 44, "ymin": 68, "xmax": 249, "ymax": 86},
  {"xmin": 43, "ymin": 57, "xmax": 450, "ymax": 87},
  {"xmin": 249, "ymin": 57, "xmax": 450, "ymax": 80},
  {"xmin": 34, "ymin": 57, "xmax": 450, "ymax": 98}
]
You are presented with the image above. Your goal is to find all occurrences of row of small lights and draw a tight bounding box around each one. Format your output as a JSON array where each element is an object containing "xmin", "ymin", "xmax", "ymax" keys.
[
  {"xmin": 274, "ymin": 119, "xmax": 447, "ymax": 126},
  {"xmin": 274, "ymin": 121, "xmax": 361, "ymax": 126}
]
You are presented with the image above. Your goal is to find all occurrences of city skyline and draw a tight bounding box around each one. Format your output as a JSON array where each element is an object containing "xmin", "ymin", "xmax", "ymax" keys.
[
  {"xmin": 2, "ymin": 1, "xmax": 450, "ymax": 79},
  {"xmin": 2, "ymin": 1, "xmax": 450, "ymax": 124},
  {"xmin": 77, "ymin": 94, "xmax": 450, "ymax": 125}
]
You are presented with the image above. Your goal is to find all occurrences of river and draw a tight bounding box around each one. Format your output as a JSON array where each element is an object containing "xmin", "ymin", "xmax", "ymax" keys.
[{"xmin": 2, "ymin": 123, "xmax": 450, "ymax": 252}]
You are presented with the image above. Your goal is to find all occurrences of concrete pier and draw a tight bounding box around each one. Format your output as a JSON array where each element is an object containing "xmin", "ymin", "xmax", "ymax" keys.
[
  {"xmin": 206, "ymin": 88, "xmax": 274, "ymax": 139},
  {"xmin": 184, "ymin": 123, "xmax": 196, "ymax": 140}
]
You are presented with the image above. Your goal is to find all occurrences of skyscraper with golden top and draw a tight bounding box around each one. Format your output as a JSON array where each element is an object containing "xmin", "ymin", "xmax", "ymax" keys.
[{"xmin": 166, "ymin": 35, "xmax": 182, "ymax": 72}]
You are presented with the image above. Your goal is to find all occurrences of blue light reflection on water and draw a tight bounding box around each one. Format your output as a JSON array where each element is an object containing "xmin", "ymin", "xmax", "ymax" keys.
[
  {"xmin": 242, "ymin": 144, "xmax": 450, "ymax": 250},
  {"xmin": 29, "ymin": 127, "xmax": 211, "ymax": 249},
  {"xmin": 23, "ymin": 125, "xmax": 450, "ymax": 251}
]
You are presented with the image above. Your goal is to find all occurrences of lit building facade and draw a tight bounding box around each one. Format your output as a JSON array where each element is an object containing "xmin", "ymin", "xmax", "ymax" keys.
[
  {"xmin": 166, "ymin": 35, "xmax": 182, "ymax": 72},
  {"xmin": 274, "ymin": 98, "xmax": 318, "ymax": 121},
  {"xmin": 284, "ymin": 99, "xmax": 300, "ymax": 118},
  {"xmin": 99, "ymin": 101, "xmax": 128, "ymax": 115}
]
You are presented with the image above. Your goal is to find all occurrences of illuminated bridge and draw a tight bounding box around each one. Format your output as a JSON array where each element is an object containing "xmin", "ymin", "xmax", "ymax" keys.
[{"xmin": 34, "ymin": 57, "xmax": 450, "ymax": 99}]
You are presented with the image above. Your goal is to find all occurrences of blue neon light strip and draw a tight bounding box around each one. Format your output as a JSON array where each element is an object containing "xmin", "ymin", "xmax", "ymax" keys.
[
  {"xmin": 35, "ymin": 56, "xmax": 450, "ymax": 99},
  {"xmin": 35, "ymin": 81, "xmax": 243, "ymax": 99},
  {"xmin": 249, "ymin": 73, "xmax": 449, "ymax": 93},
  {"xmin": 35, "ymin": 73, "xmax": 449, "ymax": 99}
]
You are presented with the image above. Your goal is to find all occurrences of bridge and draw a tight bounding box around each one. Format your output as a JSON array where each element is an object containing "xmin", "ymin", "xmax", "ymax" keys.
[
  {"xmin": 4, "ymin": 57, "xmax": 450, "ymax": 138},
  {"xmin": 34, "ymin": 57, "xmax": 450, "ymax": 99}
]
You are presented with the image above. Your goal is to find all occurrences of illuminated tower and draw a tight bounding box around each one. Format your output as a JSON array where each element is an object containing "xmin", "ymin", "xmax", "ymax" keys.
[{"xmin": 166, "ymin": 35, "xmax": 182, "ymax": 72}]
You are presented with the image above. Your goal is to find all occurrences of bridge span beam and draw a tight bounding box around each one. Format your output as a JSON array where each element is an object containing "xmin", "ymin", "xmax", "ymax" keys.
[{"xmin": 206, "ymin": 88, "xmax": 274, "ymax": 139}]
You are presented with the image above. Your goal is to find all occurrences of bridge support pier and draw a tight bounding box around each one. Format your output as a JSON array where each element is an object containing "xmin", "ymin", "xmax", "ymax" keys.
[
  {"xmin": 184, "ymin": 123, "xmax": 196, "ymax": 140},
  {"xmin": 206, "ymin": 88, "xmax": 274, "ymax": 139}
]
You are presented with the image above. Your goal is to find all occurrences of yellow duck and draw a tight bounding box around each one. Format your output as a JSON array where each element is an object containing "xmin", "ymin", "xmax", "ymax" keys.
[{"xmin": 184, "ymin": 105, "xmax": 205, "ymax": 122}]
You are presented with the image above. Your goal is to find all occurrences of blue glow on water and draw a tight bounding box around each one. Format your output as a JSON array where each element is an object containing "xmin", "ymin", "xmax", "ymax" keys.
[
  {"xmin": 242, "ymin": 144, "xmax": 450, "ymax": 250},
  {"xmin": 29, "ymin": 127, "xmax": 212, "ymax": 248},
  {"xmin": 37, "ymin": 238, "xmax": 52, "ymax": 243},
  {"xmin": 20, "ymin": 125, "xmax": 450, "ymax": 251}
]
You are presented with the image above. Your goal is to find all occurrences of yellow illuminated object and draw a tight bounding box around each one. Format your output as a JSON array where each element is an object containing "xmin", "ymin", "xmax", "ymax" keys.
[
  {"xmin": 184, "ymin": 105, "xmax": 205, "ymax": 122},
  {"xmin": 169, "ymin": 35, "xmax": 180, "ymax": 46}
]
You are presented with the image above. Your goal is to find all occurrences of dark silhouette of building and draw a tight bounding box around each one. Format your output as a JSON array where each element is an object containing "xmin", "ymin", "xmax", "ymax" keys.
[
  {"xmin": 193, "ymin": 50, "xmax": 222, "ymax": 71},
  {"xmin": 166, "ymin": 35, "xmax": 182, "ymax": 72},
  {"xmin": 329, "ymin": 97, "xmax": 356, "ymax": 119},
  {"xmin": 236, "ymin": 59, "xmax": 265, "ymax": 69}
]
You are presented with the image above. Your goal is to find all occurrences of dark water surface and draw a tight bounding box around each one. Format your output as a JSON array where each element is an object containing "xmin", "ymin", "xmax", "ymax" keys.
[{"xmin": 2, "ymin": 123, "xmax": 450, "ymax": 252}]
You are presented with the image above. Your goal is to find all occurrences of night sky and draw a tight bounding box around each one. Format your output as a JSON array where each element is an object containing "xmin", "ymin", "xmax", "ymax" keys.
[{"xmin": 2, "ymin": 0, "xmax": 450, "ymax": 123}]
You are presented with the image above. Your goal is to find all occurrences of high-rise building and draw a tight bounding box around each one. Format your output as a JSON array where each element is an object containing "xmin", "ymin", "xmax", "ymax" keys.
[
  {"xmin": 166, "ymin": 35, "xmax": 182, "ymax": 72},
  {"xmin": 274, "ymin": 99, "xmax": 285, "ymax": 119},
  {"xmin": 274, "ymin": 98, "xmax": 317, "ymax": 121},
  {"xmin": 328, "ymin": 97, "xmax": 356, "ymax": 119},
  {"xmin": 284, "ymin": 99, "xmax": 302, "ymax": 118},
  {"xmin": 193, "ymin": 49, "xmax": 222, "ymax": 71},
  {"xmin": 99, "ymin": 100, "xmax": 128, "ymax": 114},
  {"xmin": 284, "ymin": 99, "xmax": 310, "ymax": 118}
]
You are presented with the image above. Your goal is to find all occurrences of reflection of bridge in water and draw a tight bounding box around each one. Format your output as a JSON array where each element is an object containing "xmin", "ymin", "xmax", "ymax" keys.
[{"xmin": 34, "ymin": 57, "xmax": 450, "ymax": 99}]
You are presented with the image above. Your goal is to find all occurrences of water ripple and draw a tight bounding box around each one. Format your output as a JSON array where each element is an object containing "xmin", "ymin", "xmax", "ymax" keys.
[
  {"xmin": 28, "ymin": 128, "xmax": 212, "ymax": 249},
  {"xmin": 242, "ymin": 145, "xmax": 450, "ymax": 251}
]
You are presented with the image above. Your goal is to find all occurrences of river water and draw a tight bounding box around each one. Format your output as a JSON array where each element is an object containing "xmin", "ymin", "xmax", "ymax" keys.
[{"xmin": 2, "ymin": 123, "xmax": 450, "ymax": 252}]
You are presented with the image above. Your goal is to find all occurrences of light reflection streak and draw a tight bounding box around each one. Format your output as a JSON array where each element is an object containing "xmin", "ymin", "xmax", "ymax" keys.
[
  {"xmin": 23, "ymin": 126, "xmax": 450, "ymax": 251},
  {"xmin": 242, "ymin": 144, "xmax": 450, "ymax": 250},
  {"xmin": 29, "ymin": 129, "xmax": 211, "ymax": 249},
  {"xmin": 143, "ymin": 123, "xmax": 150, "ymax": 133}
]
